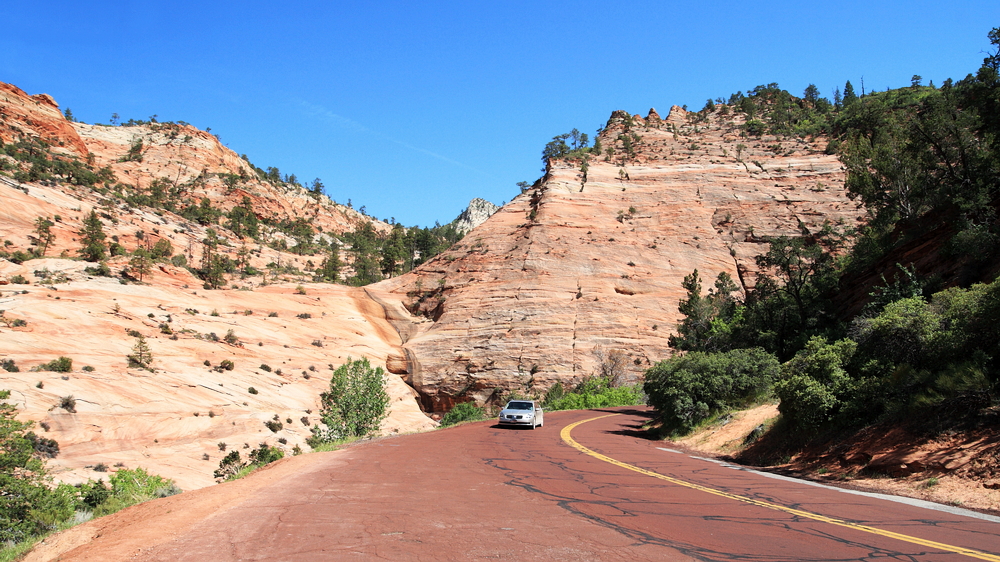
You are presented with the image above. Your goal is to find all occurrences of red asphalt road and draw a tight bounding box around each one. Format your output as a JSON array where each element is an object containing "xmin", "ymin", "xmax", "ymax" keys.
[{"xmin": 121, "ymin": 407, "xmax": 998, "ymax": 561}]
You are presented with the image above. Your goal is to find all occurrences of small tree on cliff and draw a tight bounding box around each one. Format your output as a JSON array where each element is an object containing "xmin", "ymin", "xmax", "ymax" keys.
[
  {"xmin": 308, "ymin": 358, "xmax": 389, "ymax": 445},
  {"xmin": 78, "ymin": 210, "xmax": 107, "ymax": 262}
]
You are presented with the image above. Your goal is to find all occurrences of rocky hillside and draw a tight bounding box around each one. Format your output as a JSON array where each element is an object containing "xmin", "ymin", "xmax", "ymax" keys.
[
  {"xmin": 373, "ymin": 106, "xmax": 864, "ymax": 411},
  {"xmin": 0, "ymin": 82, "xmax": 431, "ymax": 491}
]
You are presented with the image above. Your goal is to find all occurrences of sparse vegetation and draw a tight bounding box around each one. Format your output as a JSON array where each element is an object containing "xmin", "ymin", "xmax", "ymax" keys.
[
  {"xmin": 440, "ymin": 402, "xmax": 487, "ymax": 427},
  {"xmin": 38, "ymin": 357, "xmax": 73, "ymax": 373}
]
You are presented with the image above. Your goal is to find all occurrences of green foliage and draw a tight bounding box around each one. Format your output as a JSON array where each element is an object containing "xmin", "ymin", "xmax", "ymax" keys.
[
  {"xmin": 0, "ymin": 137, "xmax": 114, "ymax": 188},
  {"xmin": 128, "ymin": 248, "xmax": 153, "ymax": 281},
  {"xmin": 0, "ymin": 360, "xmax": 17, "ymax": 373},
  {"xmin": 127, "ymin": 335, "xmax": 152, "ymax": 370},
  {"xmin": 38, "ymin": 357, "xmax": 72, "ymax": 373},
  {"xmin": 309, "ymin": 358, "xmax": 389, "ymax": 444},
  {"xmin": 119, "ymin": 138, "xmax": 144, "ymax": 162},
  {"xmin": 544, "ymin": 376, "xmax": 644, "ymax": 411},
  {"xmin": 77, "ymin": 210, "xmax": 107, "ymax": 262},
  {"xmin": 541, "ymin": 128, "xmax": 590, "ymax": 170},
  {"xmin": 439, "ymin": 402, "xmax": 486, "ymax": 427},
  {"xmin": 669, "ymin": 270, "xmax": 741, "ymax": 352},
  {"xmin": 90, "ymin": 468, "xmax": 180, "ymax": 517},
  {"xmin": 644, "ymin": 348, "xmax": 780, "ymax": 433},
  {"xmin": 0, "ymin": 390, "xmax": 73, "ymax": 543},
  {"xmin": 31, "ymin": 217, "xmax": 55, "ymax": 257},
  {"xmin": 774, "ymin": 337, "xmax": 858, "ymax": 431},
  {"xmin": 214, "ymin": 445, "xmax": 283, "ymax": 481}
]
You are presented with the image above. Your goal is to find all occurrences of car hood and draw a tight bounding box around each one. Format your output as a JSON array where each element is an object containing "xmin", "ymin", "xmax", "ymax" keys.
[{"xmin": 499, "ymin": 409, "xmax": 534, "ymax": 416}]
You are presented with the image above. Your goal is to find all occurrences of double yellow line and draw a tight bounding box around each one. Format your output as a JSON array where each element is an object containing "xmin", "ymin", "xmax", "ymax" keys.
[{"xmin": 561, "ymin": 414, "xmax": 1000, "ymax": 561}]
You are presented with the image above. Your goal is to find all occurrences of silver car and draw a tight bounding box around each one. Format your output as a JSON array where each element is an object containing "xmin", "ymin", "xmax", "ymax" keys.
[{"xmin": 497, "ymin": 400, "xmax": 544, "ymax": 429}]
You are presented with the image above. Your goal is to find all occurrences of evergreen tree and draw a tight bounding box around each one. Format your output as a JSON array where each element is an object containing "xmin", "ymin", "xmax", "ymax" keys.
[
  {"xmin": 78, "ymin": 210, "xmax": 107, "ymax": 262},
  {"xmin": 843, "ymin": 80, "xmax": 858, "ymax": 105},
  {"xmin": 310, "ymin": 178, "xmax": 324, "ymax": 197},
  {"xmin": 316, "ymin": 241, "xmax": 342, "ymax": 282},
  {"xmin": 380, "ymin": 224, "xmax": 406, "ymax": 277},
  {"xmin": 32, "ymin": 216, "xmax": 55, "ymax": 257},
  {"xmin": 129, "ymin": 248, "xmax": 153, "ymax": 281},
  {"xmin": 127, "ymin": 334, "xmax": 153, "ymax": 369}
]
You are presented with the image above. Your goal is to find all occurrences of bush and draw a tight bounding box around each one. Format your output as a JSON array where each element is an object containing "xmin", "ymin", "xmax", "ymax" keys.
[
  {"xmin": 214, "ymin": 444, "xmax": 284, "ymax": 481},
  {"xmin": 220, "ymin": 359, "xmax": 234, "ymax": 371},
  {"xmin": 644, "ymin": 348, "xmax": 780, "ymax": 434},
  {"xmin": 1, "ymin": 359, "xmax": 18, "ymax": 373},
  {"xmin": 9, "ymin": 275, "xmax": 28, "ymax": 284},
  {"xmin": 0, "ymin": 390, "xmax": 76, "ymax": 543},
  {"xmin": 259, "ymin": 364, "xmax": 272, "ymax": 372},
  {"xmin": 308, "ymin": 358, "xmax": 389, "ymax": 445},
  {"xmin": 38, "ymin": 356, "xmax": 72, "ymax": 372},
  {"xmin": 264, "ymin": 419, "xmax": 283, "ymax": 432},
  {"xmin": 774, "ymin": 337, "xmax": 857, "ymax": 432},
  {"xmin": 248, "ymin": 387, "xmax": 258, "ymax": 395},
  {"xmin": 440, "ymin": 402, "xmax": 486, "ymax": 427},
  {"xmin": 542, "ymin": 376, "xmax": 644, "ymax": 411},
  {"xmin": 91, "ymin": 468, "xmax": 180, "ymax": 517},
  {"xmin": 223, "ymin": 329, "xmax": 239, "ymax": 345},
  {"xmin": 59, "ymin": 395, "xmax": 76, "ymax": 413}
]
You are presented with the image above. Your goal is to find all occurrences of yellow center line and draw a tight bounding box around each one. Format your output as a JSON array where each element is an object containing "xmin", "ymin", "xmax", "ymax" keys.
[{"xmin": 561, "ymin": 414, "xmax": 1000, "ymax": 561}]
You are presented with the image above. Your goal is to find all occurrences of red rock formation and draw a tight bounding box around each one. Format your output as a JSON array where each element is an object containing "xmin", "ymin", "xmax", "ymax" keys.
[
  {"xmin": 0, "ymin": 82, "xmax": 90, "ymax": 156},
  {"xmin": 372, "ymin": 108, "xmax": 865, "ymax": 411}
]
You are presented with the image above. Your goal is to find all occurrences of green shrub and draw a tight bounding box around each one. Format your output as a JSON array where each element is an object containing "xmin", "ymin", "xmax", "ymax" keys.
[
  {"xmin": 9, "ymin": 275, "xmax": 28, "ymax": 284},
  {"xmin": 248, "ymin": 387, "xmax": 258, "ymax": 395},
  {"xmin": 308, "ymin": 358, "xmax": 389, "ymax": 445},
  {"xmin": 644, "ymin": 348, "xmax": 779, "ymax": 433},
  {"xmin": 90, "ymin": 468, "xmax": 180, "ymax": 517},
  {"xmin": 220, "ymin": 359, "xmax": 234, "ymax": 371},
  {"xmin": 544, "ymin": 376, "xmax": 644, "ymax": 412},
  {"xmin": 264, "ymin": 419, "xmax": 283, "ymax": 432},
  {"xmin": 774, "ymin": 337, "xmax": 857, "ymax": 432},
  {"xmin": 0, "ymin": 359, "xmax": 18, "ymax": 373},
  {"xmin": 0, "ymin": 390, "xmax": 76, "ymax": 543},
  {"xmin": 214, "ymin": 444, "xmax": 284, "ymax": 481},
  {"xmin": 59, "ymin": 396, "xmax": 76, "ymax": 413},
  {"xmin": 440, "ymin": 402, "xmax": 486, "ymax": 427},
  {"xmin": 39, "ymin": 357, "xmax": 72, "ymax": 373}
]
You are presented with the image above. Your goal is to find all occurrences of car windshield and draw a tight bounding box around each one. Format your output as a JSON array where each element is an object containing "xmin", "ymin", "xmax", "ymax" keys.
[{"xmin": 507, "ymin": 401, "xmax": 533, "ymax": 410}]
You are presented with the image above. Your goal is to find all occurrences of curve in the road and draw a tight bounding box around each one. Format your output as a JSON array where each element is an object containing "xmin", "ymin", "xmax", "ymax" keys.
[{"xmin": 562, "ymin": 414, "xmax": 1000, "ymax": 562}]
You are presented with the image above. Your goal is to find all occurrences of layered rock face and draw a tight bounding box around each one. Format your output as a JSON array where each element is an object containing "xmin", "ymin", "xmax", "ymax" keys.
[
  {"xmin": 452, "ymin": 198, "xmax": 500, "ymax": 235},
  {"xmin": 374, "ymin": 106, "xmax": 864, "ymax": 411}
]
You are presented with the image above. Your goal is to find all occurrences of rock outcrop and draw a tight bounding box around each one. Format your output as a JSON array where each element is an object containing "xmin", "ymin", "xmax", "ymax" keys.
[
  {"xmin": 452, "ymin": 198, "xmax": 500, "ymax": 235},
  {"xmin": 372, "ymin": 106, "xmax": 864, "ymax": 411}
]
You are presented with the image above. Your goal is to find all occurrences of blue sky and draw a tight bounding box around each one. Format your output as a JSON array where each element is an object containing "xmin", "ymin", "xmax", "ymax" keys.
[{"xmin": 3, "ymin": 1, "xmax": 998, "ymax": 227}]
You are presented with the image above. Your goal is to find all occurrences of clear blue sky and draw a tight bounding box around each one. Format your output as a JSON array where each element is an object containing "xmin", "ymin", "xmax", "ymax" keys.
[{"xmin": 3, "ymin": 1, "xmax": 998, "ymax": 227}]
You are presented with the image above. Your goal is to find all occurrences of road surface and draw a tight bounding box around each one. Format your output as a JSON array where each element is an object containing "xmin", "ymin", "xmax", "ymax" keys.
[{"xmin": 34, "ymin": 407, "xmax": 1000, "ymax": 561}]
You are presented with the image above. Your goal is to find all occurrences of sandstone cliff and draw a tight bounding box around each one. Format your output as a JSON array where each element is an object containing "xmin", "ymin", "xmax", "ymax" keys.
[{"xmin": 372, "ymin": 106, "xmax": 864, "ymax": 411}]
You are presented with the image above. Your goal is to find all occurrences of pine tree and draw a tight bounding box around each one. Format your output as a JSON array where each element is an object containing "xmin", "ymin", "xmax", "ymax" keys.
[
  {"xmin": 127, "ymin": 335, "xmax": 153, "ymax": 370},
  {"xmin": 32, "ymin": 216, "xmax": 55, "ymax": 257},
  {"xmin": 316, "ymin": 241, "xmax": 342, "ymax": 282},
  {"xmin": 78, "ymin": 210, "xmax": 107, "ymax": 262},
  {"xmin": 843, "ymin": 80, "xmax": 858, "ymax": 105},
  {"xmin": 129, "ymin": 248, "xmax": 153, "ymax": 281}
]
